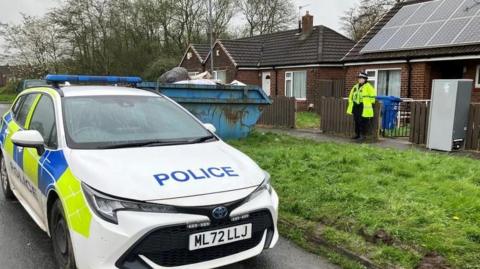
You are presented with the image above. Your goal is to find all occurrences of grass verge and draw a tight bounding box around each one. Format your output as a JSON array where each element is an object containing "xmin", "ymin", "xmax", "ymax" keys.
[
  {"xmin": 296, "ymin": 112, "xmax": 320, "ymax": 129},
  {"xmin": 229, "ymin": 131, "xmax": 480, "ymax": 268},
  {"xmin": 0, "ymin": 85, "xmax": 17, "ymax": 103}
]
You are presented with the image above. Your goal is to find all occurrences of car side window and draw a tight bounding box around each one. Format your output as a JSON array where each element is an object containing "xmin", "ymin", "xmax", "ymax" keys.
[
  {"xmin": 11, "ymin": 96, "xmax": 25, "ymax": 118},
  {"xmin": 15, "ymin": 94, "xmax": 39, "ymax": 128},
  {"xmin": 29, "ymin": 95, "xmax": 57, "ymax": 149}
]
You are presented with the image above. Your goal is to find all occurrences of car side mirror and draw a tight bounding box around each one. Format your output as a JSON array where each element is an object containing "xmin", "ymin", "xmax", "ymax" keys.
[
  {"xmin": 203, "ymin": 123, "xmax": 217, "ymax": 133},
  {"xmin": 11, "ymin": 130, "xmax": 45, "ymax": 155}
]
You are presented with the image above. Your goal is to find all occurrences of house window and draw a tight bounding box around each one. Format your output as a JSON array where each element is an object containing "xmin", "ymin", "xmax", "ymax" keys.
[
  {"xmin": 285, "ymin": 71, "xmax": 307, "ymax": 99},
  {"xmin": 187, "ymin": 52, "xmax": 192, "ymax": 60},
  {"xmin": 213, "ymin": 70, "xmax": 227, "ymax": 83},
  {"xmin": 365, "ymin": 69, "xmax": 401, "ymax": 97},
  {"xmin": 476, "ymin": 65, "xmax": 480, "ymax": 88}
]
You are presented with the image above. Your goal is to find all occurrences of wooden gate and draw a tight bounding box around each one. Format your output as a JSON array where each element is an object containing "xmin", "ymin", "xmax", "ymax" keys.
[
  {"xmin": 319, "ymin": 97, "xmax": 380, "ymax": 139},
  {"xmin": 257, "ymin": 96, "xmax": 296, "ymax": 129},
  {"xmin": 409, "ymin": 101, "xmax": 430, "ymax": 145},
  {"xmin": 466, "ymin": 103, "xmax": 480, "ymax": 151}
]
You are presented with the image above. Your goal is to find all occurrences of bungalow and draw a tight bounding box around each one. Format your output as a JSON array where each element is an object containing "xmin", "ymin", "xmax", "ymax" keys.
[
  {"xmin": 343, "ymin": 0, "xmax": 480, "ymax": 102},
  {"xmin": 179, "ymin": 44, "xmax": 211, "ymax": 76},
  {"xmin": 179, "ymin": 12, "xmax": 355, "ymax": 110}
]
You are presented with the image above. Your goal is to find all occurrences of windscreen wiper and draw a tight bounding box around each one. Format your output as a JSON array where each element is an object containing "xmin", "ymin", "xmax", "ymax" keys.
[
  {"xmin": 99, "ymin": 136, "xmax": 217, "ymax": 149},
  {"xmin": 99, "ymin": 140, "xmax": 190, "ymax": 149},
  {"xmin": 188, "ymin": 135, "xmax": 217, "ymax": 143}
]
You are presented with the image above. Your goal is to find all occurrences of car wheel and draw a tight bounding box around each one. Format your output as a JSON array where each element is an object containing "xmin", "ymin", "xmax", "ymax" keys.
[
  {"xmin": 50, "ymin": 199, "xmax": 77, "ymax": 269},
  {"xmin": 0, "ymin": 156, "xmax": 15, "ymax": 200}
]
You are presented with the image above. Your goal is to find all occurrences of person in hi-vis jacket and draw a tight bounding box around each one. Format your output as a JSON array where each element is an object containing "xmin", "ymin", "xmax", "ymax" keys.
[{"xmin": 347, "ymin": 72, "xmax": 377, "ymax": 141}]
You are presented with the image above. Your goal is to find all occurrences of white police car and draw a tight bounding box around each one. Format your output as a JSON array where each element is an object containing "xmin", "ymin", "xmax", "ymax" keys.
[{"xmin": 0, "ymin": 75, "xmax": 279, "ymax": 269}]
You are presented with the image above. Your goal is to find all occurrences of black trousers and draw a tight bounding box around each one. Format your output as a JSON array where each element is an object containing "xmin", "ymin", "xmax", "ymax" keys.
[{"xmin": 352, "ymin": 103, "xmax": 369, "ymax": 137}]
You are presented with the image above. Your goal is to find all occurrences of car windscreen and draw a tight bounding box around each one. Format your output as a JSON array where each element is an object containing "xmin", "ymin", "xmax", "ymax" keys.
[{"xmin": 62, "ymin": 95, "xmax": 212, "ymax": 149}]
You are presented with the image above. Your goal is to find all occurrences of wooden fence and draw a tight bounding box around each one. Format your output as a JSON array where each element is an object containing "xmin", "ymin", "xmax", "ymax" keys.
[
  {"xmin": 466, "ymin": 103, "xmax": 480, "ymax": 150},
  {"xmin": 409, "ymin": 102, "xmax": 480, "ymax": 150},
  {"xmin": 312, "ymin": 80, "xmax": 345, "ymax": 114},
  {"xmin": 409, "ymin": 101, "xmax": 430, "ymax": 145},
  {"xmin": 319, "ymin": 97, "xmax": 380, "ymax": 139},
  {"xmin": 315, "ymin": 80, "xmax": 345, "ymax": 98},
  {"xmin": 257, "ymin": 96, "xmax": 296, "ymax": 128}
]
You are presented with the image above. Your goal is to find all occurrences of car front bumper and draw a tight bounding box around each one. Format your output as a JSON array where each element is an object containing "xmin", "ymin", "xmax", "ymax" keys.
[{"xmin": 70, "ymin": 189, "xmax": 279, "ymax": 269}]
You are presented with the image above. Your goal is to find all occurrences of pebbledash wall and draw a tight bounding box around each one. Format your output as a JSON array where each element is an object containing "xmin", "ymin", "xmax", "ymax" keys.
[{"xmin": 345, "ymin": 60, "xmax": 480, "ymax": 102}]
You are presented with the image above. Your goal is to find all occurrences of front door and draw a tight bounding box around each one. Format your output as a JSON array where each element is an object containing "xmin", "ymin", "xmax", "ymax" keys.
[{"xmin": 262, "ymin": 72, "xmax": 271, "ymax": 96}]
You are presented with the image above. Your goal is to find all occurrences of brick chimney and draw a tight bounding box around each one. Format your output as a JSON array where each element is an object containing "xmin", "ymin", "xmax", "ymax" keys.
[{"xmin": 302, "ymin": 11, "xmax": 314, "ymax": 34}]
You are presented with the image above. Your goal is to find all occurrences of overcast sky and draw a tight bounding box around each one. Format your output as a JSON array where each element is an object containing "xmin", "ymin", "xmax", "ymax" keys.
[
  {"xmin": 0, "ymin": 0, "xmax": 358, "ymax": 61},
  {"xmin": 0, "ymin": 0, "xmax": 358, "ymax": 31}
]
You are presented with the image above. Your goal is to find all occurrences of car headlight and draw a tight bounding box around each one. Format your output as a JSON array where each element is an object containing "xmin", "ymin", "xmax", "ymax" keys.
[
  {"xmin": 246, "ymin": 171, "xmax": 272, "ymax": 202},
  {"xmin": 82, "ymin": 183, "xmax": 179, "ymax": 224}
]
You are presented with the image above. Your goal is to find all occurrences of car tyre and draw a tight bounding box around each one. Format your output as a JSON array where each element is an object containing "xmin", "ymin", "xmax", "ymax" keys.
[
  {"xmin": 50, "ymin": 199, "xmax": 77, "ymax": 269},
  {"xmin": 0, "ymin": 156, "xmax": 15, "ymax": 200}
]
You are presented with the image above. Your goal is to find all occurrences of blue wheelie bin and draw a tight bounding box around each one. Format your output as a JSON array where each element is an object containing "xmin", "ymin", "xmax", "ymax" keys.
[
  {"xmin": 377, "ymin": 96, "xmax": 402, "ymax": 130},
  {"xmin": 137, "ymin": 82, "xmax": 271, "ymax": 139}
]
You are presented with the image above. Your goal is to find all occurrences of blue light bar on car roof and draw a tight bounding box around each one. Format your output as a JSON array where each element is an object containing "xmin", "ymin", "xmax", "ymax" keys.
[{"xmin": 45, "ymin": 74, "xmax": 142, "ymax": 84}]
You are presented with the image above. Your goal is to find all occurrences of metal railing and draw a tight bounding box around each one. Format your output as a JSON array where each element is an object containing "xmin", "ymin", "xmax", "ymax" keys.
[{"xmin": 379, "ymin": 99, "xmax": 431, "ymax": 138}]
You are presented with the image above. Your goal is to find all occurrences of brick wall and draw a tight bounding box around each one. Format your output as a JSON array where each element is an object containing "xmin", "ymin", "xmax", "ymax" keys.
[
  {"xmin": 463, "ymin": 60, "xmax": 480, "ymax": 102},
  {"xmin": 346, "ymin": 64, "xmax": 410, "ymax": 97},
  {"xmin": 235, "ymin": 70, "xmax": 261, "ymax": 85},
  {"xmin": 179, "ymin": 47, "xmax": 204, "ymax": 73},
  {"xmin": 345, "ymin": 63, "xmax": 434, "ymax": 99},
  {"xmin": 207, "ymin": 43, "xmax": 237, "ymax": 82}
]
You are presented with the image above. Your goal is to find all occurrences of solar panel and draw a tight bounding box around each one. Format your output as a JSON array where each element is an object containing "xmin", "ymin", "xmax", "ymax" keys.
[
  {"xmin": 383, "ymin": 25, "xmax": 419, "ymax": 50},
  {"xmin": 455, "ymin": 16, "xmax": 480, "ymax": 43},
  {"xmin": 427, "ymin": 0, "xmax": 463, "ymax": 22},
  {"xmin": 428, "ymin": 17, "xmax": 471, "ymax": 45},
  {"xmin": 403, "ymin": 21, "xmax": 444, "ymax": 48},
  {"xmin": 405, "ymin": 0, "xmax": 442, "ymax": 25},
  {"xmin": 452, "ymin": 0, "xmax": 480, "ymax": 18},
  {"xmin": 360, "ymin": 0, "xmax": 480, "ymax": 54},
  {"xmin": 362, "ymin": 27, "xmax": 400, "ymax": 52},
  {"xmin": 384, "ymin": 3, "xmax": 422, "ymax": 27}
]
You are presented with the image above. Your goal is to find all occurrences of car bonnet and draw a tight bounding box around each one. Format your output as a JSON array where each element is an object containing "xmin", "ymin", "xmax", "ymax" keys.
[{"xmin": 65, "ymin": 141, "xmax": 265, "ymax": 204}]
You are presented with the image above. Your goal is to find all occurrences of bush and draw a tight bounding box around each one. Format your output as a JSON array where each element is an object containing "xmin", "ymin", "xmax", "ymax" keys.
[
  {"xmin": 0, "ymin": 80, "xmax": 19, "ymax": 94},
  {"xmin": 143, "ymin": 56, "xmax": 180, "ymax": 81}
]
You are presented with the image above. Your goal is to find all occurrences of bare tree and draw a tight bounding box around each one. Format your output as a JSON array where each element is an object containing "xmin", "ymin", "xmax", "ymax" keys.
[
  {"xmin": 0, "ymin": 15, "xmax": 66, "ymax": 77},
  {"xmin": 240, "ymin": 0, "xmax": 296, "ymax": 37},
  {"xmin": 341, "ymin": 0, "xmax": 405, "ymax": 41}
]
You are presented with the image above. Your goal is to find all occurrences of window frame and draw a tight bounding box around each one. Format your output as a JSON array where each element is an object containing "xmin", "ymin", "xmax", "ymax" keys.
[
  {"xmin": 28, "ymin": 94, "xmax": 58, "ymax": 150},
  {"xmin": 365, "ymin": 68, "xmax": 402, "ymax": 96},
  {"xmin": 476, "ymin": 65, "xmax": 480, "ymax": 88},
  {"xmin": 11, "ymin": 95, "xmax": 25, "ymax": 119},
  {"xmin": 284, "ymin": 71, "xmax": 307, "ymax": 100},
  {"xmin": 213, "ymin": 70, "xmax": 227, "ymax": 83},
  {"xmin": 12, "ymin": 93, "xmax": 40, "ymax": 129}
]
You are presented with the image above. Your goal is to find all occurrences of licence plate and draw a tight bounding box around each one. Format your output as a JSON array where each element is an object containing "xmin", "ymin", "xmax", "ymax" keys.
[{"xmin": 189, "ymin": 223, "xmax": 252, "ymax": 250}]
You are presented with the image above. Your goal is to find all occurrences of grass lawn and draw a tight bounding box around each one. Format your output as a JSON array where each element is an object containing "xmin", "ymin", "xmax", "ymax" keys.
[
  {"xmin": 296, "ymin": 112, "xmax": 320, "ymax": 129},
  {"xmin": 229, "ymin": 132, "xmax": 480, "ymax": 269},
  {"xmin": 0, "ymin": 86, "xmax": 17, "ymax": 103}
]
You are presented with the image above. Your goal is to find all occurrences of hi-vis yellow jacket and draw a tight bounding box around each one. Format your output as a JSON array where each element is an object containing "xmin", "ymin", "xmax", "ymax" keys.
[{"xmin": 346, "ymin": 83, "xmax": 377, "ymax": 118}]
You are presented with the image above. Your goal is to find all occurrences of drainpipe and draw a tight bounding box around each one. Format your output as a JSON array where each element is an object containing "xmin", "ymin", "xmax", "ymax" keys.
[{"xmin": 407, "ymin": 59, "xmax": 412, "ymax": 98}]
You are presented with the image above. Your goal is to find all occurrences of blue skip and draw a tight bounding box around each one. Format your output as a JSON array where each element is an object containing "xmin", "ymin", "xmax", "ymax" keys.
[{"xmin": 138, "ymin": 82, "xmax": 271, "ymax": 139}]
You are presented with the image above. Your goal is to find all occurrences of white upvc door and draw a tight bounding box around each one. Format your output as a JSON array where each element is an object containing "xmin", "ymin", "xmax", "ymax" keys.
[{"xmin": 262, "ymin": 72, "xmax": 271, "ymax": 96}]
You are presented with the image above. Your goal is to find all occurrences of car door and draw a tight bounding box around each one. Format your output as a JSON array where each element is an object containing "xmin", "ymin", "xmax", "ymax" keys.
[
  {"xmin": 3, "ymin": 93, "xmax": 40, "ymax": 200},
  {"xmin": 22, "ymin": 94, "xmax": 58, "ymax": 222}
]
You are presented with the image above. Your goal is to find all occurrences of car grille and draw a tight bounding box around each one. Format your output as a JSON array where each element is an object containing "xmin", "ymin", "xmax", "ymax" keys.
[{"xmin": 116, "ymin": 210, "xmax": 274, "ymax": 268}]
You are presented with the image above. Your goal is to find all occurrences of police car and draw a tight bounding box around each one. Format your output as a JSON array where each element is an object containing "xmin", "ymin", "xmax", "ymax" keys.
[{"xmin": 0, "ymin": 75, "xmax": 279, "ymax": 269}]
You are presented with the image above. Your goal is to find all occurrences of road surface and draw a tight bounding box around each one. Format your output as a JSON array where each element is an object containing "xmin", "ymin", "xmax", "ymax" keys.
[{"xmin": 0, "ymin": 103, "xmax": 337, "ymax": 269}]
